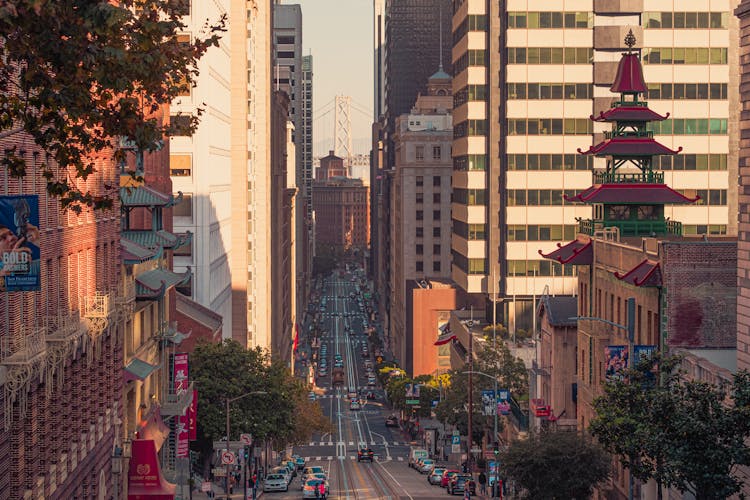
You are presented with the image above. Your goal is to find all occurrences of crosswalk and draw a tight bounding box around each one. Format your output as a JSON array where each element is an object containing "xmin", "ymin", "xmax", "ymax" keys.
[
  {"xmin": 308, "ymin": 441, "xmax": 405, "ymax": 446},
  {"xmin": 299, "ymin": 456, "xmax": 405, "ymax": 462}
]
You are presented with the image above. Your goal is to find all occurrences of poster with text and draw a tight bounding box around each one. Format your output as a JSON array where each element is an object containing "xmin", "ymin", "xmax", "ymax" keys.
[
  {"xmin": 605, "ymin": 345, "xmax": 628, "ymax": 381},
  {"xmin": 482, "ymin": 390, "xmax": 496, "ymax": 416},
  {"xmin": 0, "ymin": 195, "xmax": 40, "ymax": 292},
  {"xmin": 172, "ymin": 353, "xmax": 189, "ymax": 458}
]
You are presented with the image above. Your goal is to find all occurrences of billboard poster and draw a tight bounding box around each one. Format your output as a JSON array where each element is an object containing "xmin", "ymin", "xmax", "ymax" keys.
[
  {"xmin": 496, "ymin": 388, "xmax": 510, "ymax": 415},
  {"xmin": 605, "ymin": 345, "xmax": 629, "ymax": 380},
  {"xmin": 172, "ymin": 353, "xmax": 189, "ymax": 458},
  {"xmin": 634, "ymin": 345, "xmax": 657, "ymax": 363},
  {"xmin": 187, "ymin": 389, "xmax": 198, "ymax": 440},
  {"xmin": 482, "ymin": 390, "xmax": 496, "ymax": 416},
  {"xmin": 0, "ymin": 195, "xmax": 40, "ymax": 292}
]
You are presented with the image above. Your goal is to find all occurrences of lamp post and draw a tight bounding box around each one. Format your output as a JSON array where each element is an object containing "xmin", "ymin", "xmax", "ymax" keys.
[{"xmin": 225, "ymin": 391, "xmax": 267, "ymax": 499}]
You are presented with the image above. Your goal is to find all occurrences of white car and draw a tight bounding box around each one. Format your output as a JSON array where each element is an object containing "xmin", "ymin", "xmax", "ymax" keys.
[
  {"xmin": 270, "ymin": 466, "xmax": 291, "ymax": 484},
  {"xmin": 418, "ymin": 459, "xmax": 435, "ymax": 474},
  {"xmin": 302, "ymin": 479, "xmax": 326, "ymax": 498},
  {"xmin": 263, "ymin": 473, "xmax": 288, "ymax": 492}
]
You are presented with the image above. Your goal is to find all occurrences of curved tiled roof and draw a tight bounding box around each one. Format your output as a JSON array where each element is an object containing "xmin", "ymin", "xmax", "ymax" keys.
[{"xmin": 564, "ymin": 184, "xmax": 700, "ymax": 204}]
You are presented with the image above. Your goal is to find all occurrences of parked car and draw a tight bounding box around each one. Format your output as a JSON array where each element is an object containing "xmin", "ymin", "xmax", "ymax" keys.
[
  {"xmin": 418, "ymin": 459, "xmax": 435, "ymax": 474},
  {"xmin": 440, "ymin": 469, "xmax": 460, "ymax": 488},
  {"xmin": 448, "ymin": 474, "xmax": 476, "ymax": 496},
  {"xmin": 428, "ymin": 467, "xmax": 446, "ymax": 485},
  {"xmin": 293, "ymin": 455, "xmax": 306, "ymax": 470},
  {"xmin": 357, "ymin": 448, "xmax": 375, "ymax": 462},
  {"xmin": 262, "ymin": 473, "xmax": 288, "ymax": 492},
  {"xmin": 301, "ymin": 466, "xmax": 326, "ymax": 483},
  {"xmin": 385, "ymin": 415, "xmax": 398, "ymax": 427},
  {"xmin": 365, "ymin": 391, "xmax": 376, "ymax": 400},
  {"xmin": 350, "ymin": 400, "xmax": 361, "ymax": 411},
  {"xmin": 270, "ymin": 466, "xmax": 291, "ymax": 485}
]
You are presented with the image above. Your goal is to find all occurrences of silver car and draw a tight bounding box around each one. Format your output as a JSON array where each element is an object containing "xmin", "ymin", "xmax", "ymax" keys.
[{"xmin": 262, "ymin": 473, "xmax": 288, "ymax": 492}]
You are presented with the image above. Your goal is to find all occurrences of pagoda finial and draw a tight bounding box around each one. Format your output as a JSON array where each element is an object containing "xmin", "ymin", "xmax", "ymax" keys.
[{"xmin": 624, "ymin": 29, "xmax": 636, "ymax": 52}]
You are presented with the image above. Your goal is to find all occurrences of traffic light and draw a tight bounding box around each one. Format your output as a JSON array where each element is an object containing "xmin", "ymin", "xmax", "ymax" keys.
[{"xmin": 493, "ymin": 442, "xmax": 499, "ymax": 456}]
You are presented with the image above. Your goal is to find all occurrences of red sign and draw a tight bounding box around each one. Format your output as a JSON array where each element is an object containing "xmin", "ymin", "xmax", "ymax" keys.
[
  {"xmin": 127, "ymin": 439, "xmax": 176, "ymax": 499},
  {"xmin": 186, "ymin": 389, "xmax": 198, "ymax": 440},
  {"xmin": 531, "ymin": 398, "xmax": 552, "ymax": 417},
  {"xmin": 173, "ymin": 353, "xmax": 189, "ymax": 458}
]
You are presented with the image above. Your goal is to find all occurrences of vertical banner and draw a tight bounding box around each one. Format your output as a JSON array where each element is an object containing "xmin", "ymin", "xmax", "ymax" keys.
[
  {"xmin": 187, "ymin": 389, "xmax": 198, "ymax": 440},
  {"xmin": 0, "ymin": 195, "xmax": 40, "ymax": 292},
  {"xmin": 172, "ymin": 353, "xmax": 189, "ymax": 458},
  {"xmin": 496, "ymin": 388, "xmax": 510, "ymax": 416},
  {"xmin": 604, "ymin": 345, "xmax": 629, "ymax": 380},
  {"xmin": 481, "ymin": 390, "xmax": 496, "ymax": 416}
]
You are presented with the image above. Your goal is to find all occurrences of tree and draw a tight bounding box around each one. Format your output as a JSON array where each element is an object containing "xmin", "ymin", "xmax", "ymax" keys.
[
  {"xmin": 475, "ymin": 340, "xmax": 528, "ymax": 398},
  {"xmin": 590, "ymin": 354, "xmax": 750, "ymax": 500},
  {"xmin": 501, "ymin": 429, "xmax": 611, "ymax": 499},
  {"xmin": 0, "ymin": 0, "xmax": 225, "ymax": 211},
  {"xmin": 434, "ymin": 369, "xmax": 495, "ymax": 445}
]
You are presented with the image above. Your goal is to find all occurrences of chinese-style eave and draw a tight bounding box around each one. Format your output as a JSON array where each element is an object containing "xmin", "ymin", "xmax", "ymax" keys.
[
  {"xmin": 578, "ymin": 137, "xmax": 682, "ymax": 157},
  {"xmin": 614, "ymin": 259, "xmax": 662, "ymax": 287},
  {"xmin": 121, "ymin": 236, "xmax": 163, "ymax": 264},
  {"xmin": 564, "ymin": 183, "xmax": 700, "ymax": 204},
  {"xmin": 592, "ymin": 106, "xmax": 669, "ymax": 123},
  {"xmin": 610, "ymin": 53, "xmax": 648, "ymax": 94},
  {"xmin": 120, "ymin": 185, "xmax": 183, "ymax": 208},
  {"xmin": 538, "ymin": 238, "xmax": 593, "ymax": 265}
]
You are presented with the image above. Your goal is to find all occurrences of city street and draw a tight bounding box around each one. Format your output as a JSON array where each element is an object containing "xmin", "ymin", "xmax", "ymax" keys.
[{"xmin": 272, "ymin": 270, "xmax": 445, "ymax": 499}]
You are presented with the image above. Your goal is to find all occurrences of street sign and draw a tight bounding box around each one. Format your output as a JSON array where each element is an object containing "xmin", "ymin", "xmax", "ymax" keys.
[
  {"xmin": 212, "ymin": 468, "xmax": 226, "ymax": 477},
  {"xmin": 213, "ymin": 440, "xmax": 245, "ymax": 450},
  {"xmin": 406, "ymin": 399, "xmax": 420, "ymax": 405},
  {"xmin": 452, "ymin": 430, "xmax": 460, "ymax": 436},
  {"xmin": 451, "ymin": 435, "xmax": 460, "ymax": 445},
  {"xmin": 451, "ymin": 444, "xmax": 461, "ymax": 453},
  {"xmin": 221, "ymin": 451, "xmax": 236, "ymax": 465},
  {"xmin": 240, "ymin": 433, "xmax": 252, "ymax": 445},
  {"xmin": 375, "ymin": 355, "xmax": 383, "ymax": 364},
  {"xmin": 201, "ymin": 482, "xmax": 212, "ymax": 492}
]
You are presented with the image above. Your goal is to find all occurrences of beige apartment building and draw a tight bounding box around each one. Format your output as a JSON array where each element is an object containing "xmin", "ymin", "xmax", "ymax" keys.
[
  {"xmin": 390, "ymin": 70, "xmax": 454, "ymax": 371},
  {"xmin": 451, "ymin": 0, "xmax": 739, "ymax": 330}
]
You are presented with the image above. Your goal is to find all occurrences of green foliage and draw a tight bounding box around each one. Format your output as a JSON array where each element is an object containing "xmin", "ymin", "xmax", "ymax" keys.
[
  {"xmin": 590, "ymin": 353, "xmax": 750, "ymax": 499},
  {"xmin": 501, "ymin": 429, "xmax": 611, "ymax": 499},
  {"xmin": 433, "ymin": 370, "xmax": 495, "ymax": 444},
  {"xmin": 190, "ymin": 340, "xmax": 332, "ymax": 451},
  {"xmin": 475, "ymin": 340, "xmax": 529, "ymax": 398},
  {"xmin": 0, "ymin": 0, "xmax": 225, "ymax": 211}
]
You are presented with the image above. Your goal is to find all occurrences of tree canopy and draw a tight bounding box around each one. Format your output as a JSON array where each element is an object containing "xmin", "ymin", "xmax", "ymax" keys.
[
  {"xmin": 500, "ymin": 429, "xmax": 611, "ymax": 500},
  {"xmin": 590, "ymin": 353, "xmax": 750, "ymax": 499},
  {"xmin": 0, "ymin": 0, "xmax": 225, "ymax": 210}
]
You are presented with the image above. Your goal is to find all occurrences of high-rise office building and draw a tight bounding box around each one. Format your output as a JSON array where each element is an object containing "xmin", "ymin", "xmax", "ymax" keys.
[{"xmin": 451, "ymin": 0, "xmax": 739, "ymax": 329}]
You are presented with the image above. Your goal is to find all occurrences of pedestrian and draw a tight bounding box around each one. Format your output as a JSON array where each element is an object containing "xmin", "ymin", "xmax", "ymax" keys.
[
  {"xmin": 478, "ymin": 471, "xmax": 487, "ymax": 496},
  {"xmin": 318, "ymin": 480, "xmax": 327, "ymax": 500},
  {"xmin": 464, "ymin": 479, "xmax": 474, "ymax": 499}
]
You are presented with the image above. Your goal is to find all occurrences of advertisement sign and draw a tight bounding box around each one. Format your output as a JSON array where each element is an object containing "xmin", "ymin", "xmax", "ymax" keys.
[
  {"xmin": 172, "ymin": 353, "xmax": 189, "ymax": 458},
  {"xmin": 482, "ymin": 390, "xmax": 496, "ymax": 416},
  {"xmin": 127, "ymin": 439, "xmax": 176, "ymax": 498},
  {"xmin": 496, "ymin": 388, "xmax": 510, "ymax": 416},
  {"xmin": 605, "ymin": 345, "xmax": 629, "ymax": 380},
  {"xmin": 405, "ymin": 383, "xmax": 420, "ymax": 398},
  {"xmin": 0, "ymin": 195, "xmax": 40, "ymax": 292},
  {"xmin": 634, "ymin": 345, "xmax": 657, "ymax": 363},
  {"xmin": 186, "ymin": 389, "xmax": 198, "ymax": 440}
]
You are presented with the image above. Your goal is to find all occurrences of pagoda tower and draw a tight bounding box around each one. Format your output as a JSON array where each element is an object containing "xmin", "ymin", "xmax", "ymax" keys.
[{"xmin": 568, "ymin": 30, "xmax": 698, "ymax": 238}]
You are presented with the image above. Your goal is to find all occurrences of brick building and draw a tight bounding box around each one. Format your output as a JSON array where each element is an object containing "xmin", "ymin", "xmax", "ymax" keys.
[
  {"xmin": 312, "ymin": 178, "xmax": 370, "ymax": 253},
  {"xmin": 737, "ymin": 0, "xmax": 750, "ymax": 372},
  {"xmin": 0, "ymin": 135, "xmax": 123, "ymax": 497},
  {"xmin": 316, "ymin": 150, "xmax": 347, "ymax": 180}
]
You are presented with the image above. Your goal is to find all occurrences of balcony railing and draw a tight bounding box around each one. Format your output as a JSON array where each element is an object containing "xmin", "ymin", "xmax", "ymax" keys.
[
  {"xmin": 1, "ymin": 325, "xmax": 48, "ymax": 364},
  {"xmin": 82, "ymin": 292, "xmax": 112, "ymax": 318},
  {"xmin": 593, "ymin": 170, "xmax": 664, "ymax": 184},
  {"xmin": 45, "ymin": 309, "xmax": 83, "ymax": 341},
  {"xmin": 509, "ymin": 397, "xmax": 529, "ymax": 432},
  {"xmin": 161, "ymin": 381, "xmax": 194, "ymax": 416},
  {"xmin": 578, "ymin": 218, "xmax": 682, "ymax": 237},
  {"xmin": 115, "ymin": 277, "xmax": 136, "ymax": 304}
]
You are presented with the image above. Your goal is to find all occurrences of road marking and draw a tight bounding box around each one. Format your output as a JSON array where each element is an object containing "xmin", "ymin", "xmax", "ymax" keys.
[
  {"xmin": 397, "ymin": 457, "xmax": 404, "ymax": 461},
  {"xmin": 327, "ymin": 441, "xmax": 333, "ymax": 446},
  {"xmin": 348, "ymin": 441, "xmax": 354, "ymax": 446},
  {"xmin": 309, "ymin": 442, "xmax": 315, "ymax": 446},
  {"xmin": 326, "ymin": 455, "xmax": 333, "ymax": 460}
]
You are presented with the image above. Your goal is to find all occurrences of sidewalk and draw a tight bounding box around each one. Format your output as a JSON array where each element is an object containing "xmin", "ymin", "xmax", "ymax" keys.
[{"xmin": 190, "ymin": 483, "xmax": 265, "ymax": 500}]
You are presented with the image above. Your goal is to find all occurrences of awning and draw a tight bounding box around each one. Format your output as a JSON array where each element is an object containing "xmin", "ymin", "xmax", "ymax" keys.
[
  {"xmin": 127, "ymin": 439, "xmax": 176, "ymax": 500},
  {"xmin": 136, "ymin": 407, "xmax": 170, "ymax": 451},
  {"xmin": 124, "ymin": 358, "xmax": 160, "ymax": 383},
  {"xmin": 614, "ymin": 259, "xmax": 662, "ymax": 287}
]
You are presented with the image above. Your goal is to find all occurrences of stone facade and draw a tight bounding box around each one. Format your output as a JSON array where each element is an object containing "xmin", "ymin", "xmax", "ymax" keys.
[{"xmin": 312, "ymin": 179, "xmax": 370, "ymax": 252}]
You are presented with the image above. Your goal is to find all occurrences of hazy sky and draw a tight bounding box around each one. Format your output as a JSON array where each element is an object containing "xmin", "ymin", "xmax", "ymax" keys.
[{"xmin": 294, "ymin": 0, "xmax": 374, "ymax": 157}]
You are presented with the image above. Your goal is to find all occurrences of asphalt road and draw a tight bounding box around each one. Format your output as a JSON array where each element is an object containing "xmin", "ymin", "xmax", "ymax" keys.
[{"xmin": 264, "ymin": 271, "xmax": 449, "ymax": 500}]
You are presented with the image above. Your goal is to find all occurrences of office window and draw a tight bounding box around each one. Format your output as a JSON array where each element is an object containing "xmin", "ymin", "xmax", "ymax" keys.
[
  {"xmin": 173, "ymin": 193, "xmax": 192, "ymax": 218},
  {"xmin": 433, "ymin": 210, "xmax": 441, "ymax": 221},
  {"xmin": 416, "ymin": 261, "xmax": 424, "ymax": 272},
  {"xmin": 416, "ymin": 210, "xmax": 424, "ymax": 221},
  {"xmin": 169, "ymin": 114, "xmax": 192, "ymax": 136},
  {"xmin": 643, "ymin": 47, "xmax": 727, "ymax": 65},
  {"xmin": 433, "ymin": 193, "xmax": 441, "ymax": 203},
  {"xmin": 507, "ymin": 47, "xmax": 593, "ymax": 64},
  {"xmin": 170, "ymin": 154, "xmax": 192, "ymax": 176},
  {"xmin": 176, "ymin": 275, "xmax": 192, "ymax": 297},
  {"xmin": 433, "ymin": 227, "xmax": 441, "ymax": 237},
  {"xmin": 416, "ymin": 226, "xmax": 423, "ymax": 237},
  {"xmin": 454, "ymin": 154, "xmax": 487, "ymax": 171},
  {"xmin": 433, "ymin": 176, "xmax": 441, "ymax": 187},
  {"xmin": 433, "ymin": 146, "xmax": 442, "ymax": 159},
  {"xmin": 433, "ymin": 244, "xmax": 441, "ymax": 254},
  {"xmin": 433, "ymin": 261, "xmax": 441, "ymax": 272},
  {"xmin": 173, "ymin": 0, "xmax": 190, "ymax": 15},
  {"xmin": 416, "ymin": 145, "xmax": 425, "ymax": 161},
  {"xmin": 416, "ymin": 192, "xmax": 424, "ymax": 204},
  {"xmin": 416, "ymin": 176, "xmax": 424, "ymax": 187},
  {"xmin": 416, "ymin": 244, "xmax": 424, "ymax": 255},
  {"xmin": 174, "ymin": 236, "xmax": 192, "ymax": 257}
]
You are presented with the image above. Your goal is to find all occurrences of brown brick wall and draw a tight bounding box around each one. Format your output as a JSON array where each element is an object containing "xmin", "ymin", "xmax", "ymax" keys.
[
  {"xmin": 662, "ymin": 241, "xmax": 737, "ymax": 348},
  {"xmin": 737, "ymin": 0, "xmax": 750, "ymax": 371}
]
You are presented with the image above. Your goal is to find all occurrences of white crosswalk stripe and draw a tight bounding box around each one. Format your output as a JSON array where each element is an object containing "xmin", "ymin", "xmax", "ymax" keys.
[
  {"xmin": 349, "ymin": 455, "xmax": 355, "ymax": 460},
  {"xmin": 348, "ymin": 441, "xmax": 354, "ymax": 446},
  {"xmin": 327, "ymin": 441, "xmax": 333, "ymax": 446},
  {"xmin": 397, "ymin": 457, "xmax": 404, "ymax": 461},
  {"xmin": 327, "ymin": 456, "xmax": 333, "ymax": 460},
  {"xmin": 309, "ymin": 442, "xmax": 315, "ymax": 446}
]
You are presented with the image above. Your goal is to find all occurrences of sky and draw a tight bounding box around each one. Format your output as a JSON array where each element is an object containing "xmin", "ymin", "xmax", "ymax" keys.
[{"xmin": 294, "ymin": 0, "xmax": 374, "ymax": 157}]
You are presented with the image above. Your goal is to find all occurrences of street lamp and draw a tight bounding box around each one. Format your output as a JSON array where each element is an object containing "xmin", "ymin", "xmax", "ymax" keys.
[
  {"xmin": 225, "ymin": 391, "xmax": 267, "ymax": 500},
  {"xmin": 462, "ymin": 369, "xmax": 502, "ymax": 498}
]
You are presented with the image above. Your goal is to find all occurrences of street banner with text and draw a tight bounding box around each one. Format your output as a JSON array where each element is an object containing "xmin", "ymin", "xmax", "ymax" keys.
[
  {"xmin": 0, "ymin": 195, "xmax": 40, "ymax": 292},
  {"xmin": 172, "ymin": 353, "xmax": 189, "ymax": 458}
]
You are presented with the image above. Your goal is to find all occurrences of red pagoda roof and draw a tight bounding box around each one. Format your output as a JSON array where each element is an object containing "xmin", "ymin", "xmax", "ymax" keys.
[
  {"xmin": 565, "ymin": 184, "xmax": 700, "ymax": 204},
  {"xmin": 538, "ymin": 238, "xmax": 593, "ymax": 265},
  {"xmin": 611, "ymin": 53, "xmax": 648, "ymax": 94},
  {"xmin": 592, "ymin": 106, "xmax": 669, "ymax": 123},
  {"xmin": 614, "ymin": 259, "xmax": 662, "ymax": 287},
  {"xmin": 578, "ymin": 137, "xmax": 682, "ymax": 157}
]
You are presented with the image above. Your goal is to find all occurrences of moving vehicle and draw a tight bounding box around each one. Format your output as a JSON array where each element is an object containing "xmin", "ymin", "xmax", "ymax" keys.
[
  {"xmin": 447, "ymin": 474, "xmax": 476, "ymax": 496},
  {"xmin": 408, "ymin": 447, "xmax": 428, "ymax": 469},
  {"xmin": 428, "ymin": 467, "xmax": 447, "ymax": 485},
  {"xmin": 301, "ymin": 466, "xmax": 326, "ymax": 483},
  {"xmin": 263, "ymin": 473, "xmax": 288, "ymax": 492},
  {"xmin": 302, "ymin": 479, "xmax": 325, "ymax": 498},
  {"xmin": 418, "ymin": 458, "xmax": 435, "ymax": 474},
  {"xmin": 293, "ymin": 455, "xmax": 306, "ymax": 470},
  {"xmin": 350, "ymin": 400, "xmax": 361, "ymax": 411},
  {"xmin": 385, "ymin": 415, "xmax": 398, "ymax": 427},
  {"xmin": 332, "ymin": 366, "xmax": 345, "ymax": 387},
  {"xmin": 357, "ymin": 448, "xmax": 375, "ymax": 462},
  {"xmin": 270, "ymin": 466, "xmax": 291, "ymax": 485}
]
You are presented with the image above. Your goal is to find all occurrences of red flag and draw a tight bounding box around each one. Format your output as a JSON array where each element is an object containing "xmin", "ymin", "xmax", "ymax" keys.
[{"xmin": 293, "ymin": 323, "xmax": 300, "ymax": 352}]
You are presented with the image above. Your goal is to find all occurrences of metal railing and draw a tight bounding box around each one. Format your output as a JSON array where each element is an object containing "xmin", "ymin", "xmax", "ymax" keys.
[
  {"xmin": 161, "ymin": 381, "xmax": 194, "ymax": 416},
  {"xmin": 1, "ymin": 325, "xmax": 48, "ymax": 363},
  {"xmin": 593, "ymin": 170, "xmax": 664, "ymax": 184},
  {"xmin": 509, "ymin": 396, "xmax": 528, "ymax": 432},
  {"xmin": 82, "ymin": 292, "xmax": 111, "ymax": 318},
  {"xmin": 578, "ymin": 219, "xmax": 682, "ymax": 237}
]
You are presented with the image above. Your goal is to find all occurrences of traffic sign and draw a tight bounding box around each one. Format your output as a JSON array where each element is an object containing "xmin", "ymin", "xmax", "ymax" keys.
[
  {"xmin": 201, "ymin": 482, "xmax": 212, "ymax": 492},
  {"xmin": 240, "ymin": 433, "xmax": 252, "ymax": 445},
  {"xmin": 213, "ymin": 440, "xmax": 245, "ymax": 450},
  {"xmin": 452, "ymin": 435, "xmax": 461, "ymax": 445},
  {"xmin": 452, "ymin": 429, "xmax": 460, "ymax": 436},
  {"xmin": 212, "ymin": 468, "xmax": 226, "ymax": 477},
  {"xmin": 375, "ymin": 355, "xmax": 383, "ymax": 364},
  {"xmin": 221, "ymin": 451, "xmax": 236, "ymax": 465}
]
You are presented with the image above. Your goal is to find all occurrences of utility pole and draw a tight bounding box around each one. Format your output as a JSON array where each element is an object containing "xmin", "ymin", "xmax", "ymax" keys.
[
  {"xmin": 467, "ymin": 306, "xmax": 474, "ymax": 474},
  {"xmin": 492, "ymin": 268, "xmax": 499, "ymax": 498}
]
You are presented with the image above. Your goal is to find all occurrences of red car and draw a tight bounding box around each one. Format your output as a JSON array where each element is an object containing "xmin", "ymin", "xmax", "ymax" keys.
[{"xmin": 441, "ymin": 469, "xmax": 460, "ymax": 488}]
